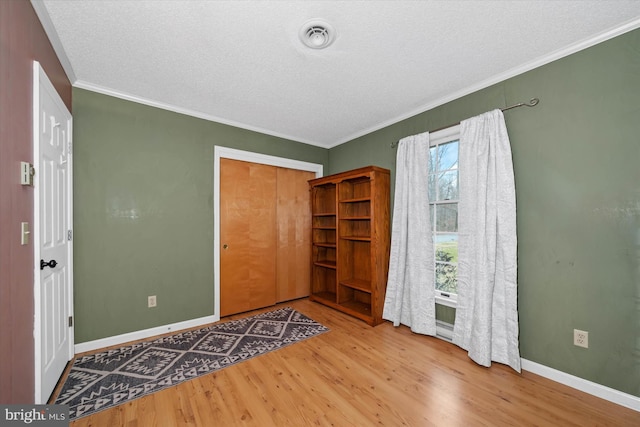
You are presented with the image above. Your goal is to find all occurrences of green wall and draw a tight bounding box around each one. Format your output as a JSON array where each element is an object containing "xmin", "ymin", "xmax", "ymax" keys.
[
  {"xmin": 329, "ymin": 29, "xmax": 640, "ymax": 397},
  {"xmin": 73, "ymin": 88, "xmax": 328, "ymax": 342}
]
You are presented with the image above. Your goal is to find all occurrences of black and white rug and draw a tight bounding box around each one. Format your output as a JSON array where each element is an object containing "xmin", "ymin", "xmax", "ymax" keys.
[{"xmin": 55, "ymin": 307, "xmax": 329, "ymax": 420}]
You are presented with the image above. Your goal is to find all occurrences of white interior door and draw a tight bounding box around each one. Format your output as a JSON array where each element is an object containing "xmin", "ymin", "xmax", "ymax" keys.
[{"xmin": 33, "ymin": 62, "xmax": 73, "ymax": 403}]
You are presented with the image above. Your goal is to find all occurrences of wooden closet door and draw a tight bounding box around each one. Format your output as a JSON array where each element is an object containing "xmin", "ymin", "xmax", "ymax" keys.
[
  {"xmin": 276, "ymin": 167, "xmax": 315, "ymax": 302},
  {"xmin": 220, "ymin": 159, "xmax": 277, "ymax": 316}
]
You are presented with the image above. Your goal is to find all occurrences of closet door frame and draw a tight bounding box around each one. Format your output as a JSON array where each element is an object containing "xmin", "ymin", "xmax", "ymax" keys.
[{"xmin": 213, "ymin": 146, "xmax": 323, "ymax": 319}]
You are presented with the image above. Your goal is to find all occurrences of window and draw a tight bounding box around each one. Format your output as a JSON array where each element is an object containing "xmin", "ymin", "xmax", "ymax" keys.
[{"xmin": 428, "ymin": 126, "xmax": 460, "ymax": 308}]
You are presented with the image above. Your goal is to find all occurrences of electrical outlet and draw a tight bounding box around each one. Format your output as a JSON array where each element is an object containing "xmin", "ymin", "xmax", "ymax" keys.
[
  {"xmin": 574, "ymin": 329, "xmax": 588, "ymax": 348},
  {"xmin": 148, "ymin": 295, "xmax": 157, "ymax": 308}
]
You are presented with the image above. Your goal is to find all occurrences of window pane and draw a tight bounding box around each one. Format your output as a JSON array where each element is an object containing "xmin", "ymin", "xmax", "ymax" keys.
[
  {"xmin": 429, "ymin": 136, "xmax": 460, "ymax": 299},
  {"xmin": 428, "ymin": 174, "xmax": 436, "ymax": 201},
  {"xmin": 435, "ymin": 234, "xmax": 458, "ymax": 263},
  {"xmin": 435, "ymin": 262, "xmax": 457, "ymax": 293},
  {"xmin": 437, "ymin": 170, "xmax": 458, "ymax": 201},
  {"xmin": 438, "ymin": 140, "xmax": 459, "ymax": 171},
  {"xmin": 436, "ymin": 203, "xmax": 458, "ymax": 232},
  {"xmin": 429, "ymin": 146, "xmax": 436, "ymax": 172}
]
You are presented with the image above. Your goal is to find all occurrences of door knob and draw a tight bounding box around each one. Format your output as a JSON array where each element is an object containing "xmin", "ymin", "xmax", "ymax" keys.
[
  {"xmin": 223, "ymin": 244, "xmax": 229, "ymax": 250},
  {"xmin": 40, "ymin": 259, "xmax": 58, "ymax": 270}
]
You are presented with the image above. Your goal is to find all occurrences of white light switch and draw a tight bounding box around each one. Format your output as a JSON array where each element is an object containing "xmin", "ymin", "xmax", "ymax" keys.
[
  {"xmin": 20, "ymin": 162, "xmax": 34, "ymax": 186},
  {"xmin": 21, "ymin": 222, "xmax": 30, "ymax": 245}
]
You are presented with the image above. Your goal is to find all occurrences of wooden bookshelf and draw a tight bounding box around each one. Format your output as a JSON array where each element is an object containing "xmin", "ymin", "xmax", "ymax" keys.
[{"xmin": 308, "ymin": 166, "xmax": 390, "ymax": 326}]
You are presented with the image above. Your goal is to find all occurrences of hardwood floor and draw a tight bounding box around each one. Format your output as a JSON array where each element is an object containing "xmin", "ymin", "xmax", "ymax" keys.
[{"xmin": 56, "ymin": 299, "xmax": 639, "ymax": 426}]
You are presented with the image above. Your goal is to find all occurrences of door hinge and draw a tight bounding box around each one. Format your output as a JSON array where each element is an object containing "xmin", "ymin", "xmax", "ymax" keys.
[
  {"xmin": 67, "ymin": 230, "xmax": 72, "ymax": 241},
  {"xmin": 68, "ymin": 316, "xmax": 73, "ymax": 327}
]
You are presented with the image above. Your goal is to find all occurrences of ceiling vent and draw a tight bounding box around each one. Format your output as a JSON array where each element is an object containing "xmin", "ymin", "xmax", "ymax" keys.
[{"xmin": 299, "ymin": 20, "xmax": 335, "ymax": 49}]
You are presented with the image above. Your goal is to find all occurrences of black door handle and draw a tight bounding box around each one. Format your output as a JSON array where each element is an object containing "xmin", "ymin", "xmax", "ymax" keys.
[{"xmin": 40, "ymin": 259, "xmax": 58, "ymax": 270}]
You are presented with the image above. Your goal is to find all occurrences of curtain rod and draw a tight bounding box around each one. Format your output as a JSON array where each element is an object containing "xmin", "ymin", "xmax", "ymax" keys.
[{"xmin": 390, "ymin": 98, "xmax": 539, "ymax": 148}]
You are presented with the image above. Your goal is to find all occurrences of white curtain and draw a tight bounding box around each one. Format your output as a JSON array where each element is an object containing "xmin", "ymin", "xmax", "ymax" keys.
[
  {"xmin": 382, "ymin": 132, "xmax": 436, "ymax": 335},
  {"xmin": 452, "ymin": 109, "xmax": 521, "ymax": 372}
]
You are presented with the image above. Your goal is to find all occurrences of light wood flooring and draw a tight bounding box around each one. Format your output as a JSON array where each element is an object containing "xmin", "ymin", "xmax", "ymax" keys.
[{"xmin": 55, "ymin": 299, "xmax": 639, "ymax": 426}]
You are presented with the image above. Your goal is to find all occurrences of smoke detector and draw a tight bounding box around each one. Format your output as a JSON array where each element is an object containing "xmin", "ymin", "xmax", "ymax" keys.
[{"xmin": 299, "ymin": 20, "xmax": 336, "ymax": 49}]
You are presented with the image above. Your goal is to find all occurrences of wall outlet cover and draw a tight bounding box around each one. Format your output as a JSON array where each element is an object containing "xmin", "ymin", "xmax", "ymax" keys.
[{"xmin": 574, "ymin": 329, "xmax": 588, "ymax": 348}]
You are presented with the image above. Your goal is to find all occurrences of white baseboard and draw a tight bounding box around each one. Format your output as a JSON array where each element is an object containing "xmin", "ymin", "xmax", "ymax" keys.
[
  {"xmin": 521, "ymin": 359, "xmax": 640, "ymax": 412},
  {"xmin": 74, "ymin": 314, "xmax": 219, "ymax": 354},
  {"xmin": 432, "ymin": 324, "xmax": 639, "ymax": 412}
]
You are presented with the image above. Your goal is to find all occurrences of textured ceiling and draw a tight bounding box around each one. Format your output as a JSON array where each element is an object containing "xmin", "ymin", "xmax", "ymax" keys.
[{"xmin": 35, "ymin": 1, "xmax": 640, "ymax": 148}]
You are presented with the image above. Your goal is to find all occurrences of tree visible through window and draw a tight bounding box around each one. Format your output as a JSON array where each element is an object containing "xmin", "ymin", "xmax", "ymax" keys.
[{"xmin": 428, "ymin": 138, "xmax": 459, "ymax": 300}]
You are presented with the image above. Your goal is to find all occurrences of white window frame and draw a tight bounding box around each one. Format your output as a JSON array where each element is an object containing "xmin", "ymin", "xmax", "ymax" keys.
[{"xmin": 429, "ymin": 125, "xmax": 461, "ymax": 309}]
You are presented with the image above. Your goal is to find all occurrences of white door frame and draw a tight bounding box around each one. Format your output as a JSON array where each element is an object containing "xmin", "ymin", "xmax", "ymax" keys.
[
  {"xmin": 33, "ymin": 61, "xmax": 74, "ymax": 403},
  {"xmin": 213, "ymin": 146, "xmax": 323, "ymax": 318}
]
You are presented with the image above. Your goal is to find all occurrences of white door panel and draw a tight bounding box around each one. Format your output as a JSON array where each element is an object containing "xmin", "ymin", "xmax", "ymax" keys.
[{"xmin": 33, "ymin": 62, "xmax": 73, "ymax": 403}]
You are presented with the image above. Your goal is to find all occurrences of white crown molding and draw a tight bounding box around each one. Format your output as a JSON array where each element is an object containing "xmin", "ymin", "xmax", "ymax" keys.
[
  {"xmin": 66, "ymin": 17, "xmax": 640, "ymax": 150},
  {"xmin": 72, "ymin": 80, "xmax": 327, "ymax": 148},
  {"xmin": 328, "ymin": 16, "xmax": 640, "ymax": 148},
  {"xmin": 30, "ymin": 0, "xmax": 77, "ymax": 83},
  {"xmin": 33, "ymin": 2, "xmax": 640, "ymax": 150},
  {"xmin": 521, "ymin": 358, "xmax": 640, "ymax": 413}
]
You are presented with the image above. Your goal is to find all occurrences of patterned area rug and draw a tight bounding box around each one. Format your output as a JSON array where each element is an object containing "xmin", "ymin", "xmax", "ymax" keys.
[{"xmin": 55, "ymin": 307, "xmax": 329, "ymax": 420}]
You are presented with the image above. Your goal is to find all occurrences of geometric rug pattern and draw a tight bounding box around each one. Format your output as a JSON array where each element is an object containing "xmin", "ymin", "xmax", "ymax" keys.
[{"xmin": 54, "ymin": 307, "xmax": 329, "ymax": 420}]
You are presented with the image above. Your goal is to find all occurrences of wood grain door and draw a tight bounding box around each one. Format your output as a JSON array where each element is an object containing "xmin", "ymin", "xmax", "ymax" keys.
[
  {"xmin": 276, "ymin": 167, "xmax": 315, "ymax": 302},
  {"xmin": 220, "ymin": 159, "xmax": 277, "ymax": 316}
]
